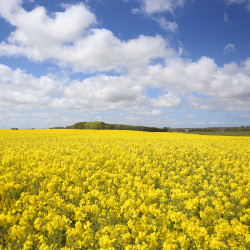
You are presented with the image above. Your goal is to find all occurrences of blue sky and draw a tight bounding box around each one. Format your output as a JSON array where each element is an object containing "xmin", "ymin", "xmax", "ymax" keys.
[{"xmin": 0, "ymin": 0, "xmax": 249, "ymax": 128}]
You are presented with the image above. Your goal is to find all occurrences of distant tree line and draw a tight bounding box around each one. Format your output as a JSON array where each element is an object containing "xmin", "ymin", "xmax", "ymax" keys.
[
  {"xmin": 50, "ymin": 122, "xmax": 250, "ymax": 133},
  {"xmin": 50, "ymin": 121, "xmax": 169, "ymax": 132},
  {"xmin": 169, "ymin": 126, "xmax": 250, "ymax": 133}
]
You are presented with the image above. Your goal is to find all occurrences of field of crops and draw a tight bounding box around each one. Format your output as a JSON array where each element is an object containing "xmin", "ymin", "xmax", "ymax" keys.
[{"xmin": 0, "ymin": 129, "xmax": 249, "ymax": 249}]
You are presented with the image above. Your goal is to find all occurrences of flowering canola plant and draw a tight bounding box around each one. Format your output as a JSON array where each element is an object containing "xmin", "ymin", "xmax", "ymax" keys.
[{"xmin": 0, "ymin": 129, "xmax": 249, "ymax": 249}]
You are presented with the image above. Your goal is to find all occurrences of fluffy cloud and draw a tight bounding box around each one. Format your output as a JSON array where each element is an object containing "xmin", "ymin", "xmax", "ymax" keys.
[
  {"xmin": 1, "ymin": 54, "xmax": 249, "ymax": 117},
  {"xmin": 187, "ymin": 95, "xmax": 214, "ymax": 110},
  {"xmin": 210, "ymin": 71, "xmax": 250, "ymax": 110},
  {"xmin": 0, "ymin": 1, "xmax": 96, "ymax": 46},
  {"xmin": 0, "ymin": 64, "xmax": 62, "ymax": 110},
  {"xmin": 138, "ymin": 0, "xmax": 184, "ymax": 14},
  {"xmin": 132, "ymin": 57, "xmax": 217, "ymax": 92},
  {"xmin": 0, "ymin": 0, "xmax": 171, "ymax": 72},
  {"xmin": 59, "ymin": 32, "xmax": 170, "ymax": 72},
  {"xmin": 132, "ymin": 1, "xmax": 183, "ymax": 33},
  {"xmin": 151, "ymin": 93, "xmax": 181, "ymax": 108},
  {"xmin": 154, "ymin": 17, "xmax": 178, "ymax": 32},
  {"xmin": 131, "ymin": 56, "xmax": 250, "ymax": 110},
  {"xmin": 51, "ymin": 75, "xmax": 144, "ymax": 111}
]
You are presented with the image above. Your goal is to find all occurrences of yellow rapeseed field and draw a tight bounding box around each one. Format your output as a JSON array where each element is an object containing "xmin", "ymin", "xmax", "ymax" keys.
[{"xmin": 0, "ymin": 129, "xmax": 249, "ymax": 249}]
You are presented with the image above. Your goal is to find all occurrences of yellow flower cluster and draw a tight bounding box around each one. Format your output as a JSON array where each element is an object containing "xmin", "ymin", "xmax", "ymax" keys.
[{"xmin": 0, "ymin": 129, "xmax": 249, "ymax": 249}]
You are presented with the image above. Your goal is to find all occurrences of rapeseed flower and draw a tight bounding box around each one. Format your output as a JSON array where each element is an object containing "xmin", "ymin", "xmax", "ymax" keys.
[{"xmin": 0, "ymin": 129, "xmax": 249, "ymax": 249}]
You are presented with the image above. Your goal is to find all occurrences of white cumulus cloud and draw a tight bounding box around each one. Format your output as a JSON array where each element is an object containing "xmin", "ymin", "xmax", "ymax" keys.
[
  {"xmin": 0, "ymin": 0, "xmax": 171, "ymax": 73},
  {"xmin": 0, "ymin": 64, "xmax": 62, "ymax": 110},
  {"xmin": 0, "ymin": 1, "xmax": 96, "ymax": 46},
  {"xmin": 151, "ymin": 93, "xmax": 181, "ymax": 108},
  {"xmin": 51, "ymin": 75, "xmax": 145, "ymax": 111},
  {"xmin": 131, "ymin": 56, "xmax": 250, "ymax": 111}
]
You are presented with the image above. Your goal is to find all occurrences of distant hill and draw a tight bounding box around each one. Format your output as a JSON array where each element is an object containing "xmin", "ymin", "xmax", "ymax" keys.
[
  {"xmin": 50, "ymin": 121, "xmax": 169, "ymax": 132},
  {"xmin": 50, "ymin": 122, "xmax": 250, "ymax": 133}
]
